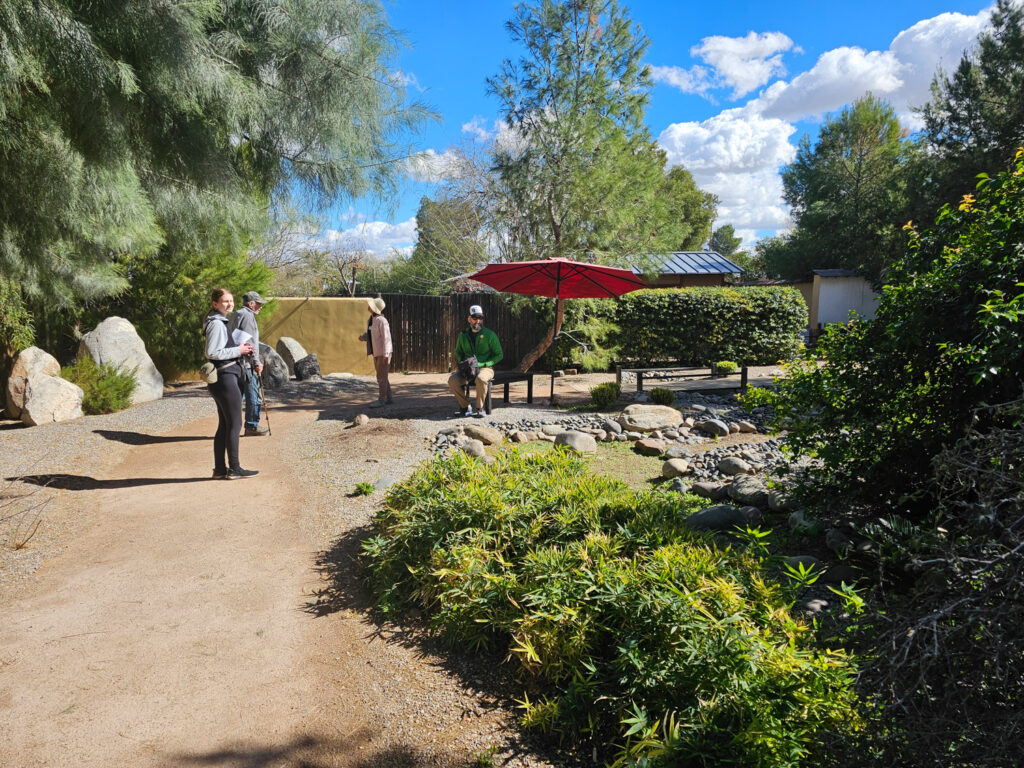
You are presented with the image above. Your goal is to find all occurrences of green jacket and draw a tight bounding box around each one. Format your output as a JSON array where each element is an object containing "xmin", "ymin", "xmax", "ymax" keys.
[{"xmin": 455, "ymin": 326, "xmax": 503, "ymax": 368}]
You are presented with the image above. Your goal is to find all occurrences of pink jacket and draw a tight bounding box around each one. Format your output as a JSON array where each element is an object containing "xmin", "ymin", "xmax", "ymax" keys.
[{"xmin": 370, "ymin": 314, "xmax": 392, "ymax": 358}]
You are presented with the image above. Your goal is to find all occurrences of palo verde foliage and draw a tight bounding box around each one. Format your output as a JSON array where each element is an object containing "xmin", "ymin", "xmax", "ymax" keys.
[
  {"xmin": 615, "ymin": 287, "xmax": 806, "ymax": 366},
  {"xmin": 363, "ymin": 449, "xmax": 860, "ymax": 767}
]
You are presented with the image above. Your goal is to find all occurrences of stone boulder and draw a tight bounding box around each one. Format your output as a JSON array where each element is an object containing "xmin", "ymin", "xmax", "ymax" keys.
[
  {"xmin": 259, "ymin": 343, "xmax": 290, "ymax": 389},
  {"xmin": 510, "ymin": 430, "xmax": 537, "ymax": 443},
  {"xmin": 21, "ymin": 374, "xmax": 84, "ymax": 426},
  {"xmin": 6, "ymin": 346, "xmax": 61, "ymax": 419},
  {"xmin": 78, "ymin": 316, "xmax": 163, "ymax": 403},
  {"xmin": 275, "ymin": 337, "xmax": 308, "ymax": 375},
  {"xmin": 459, "ymin": 438, "xmax": 486, "ymax": 458},
  {"xmin": 555, "ymin": 431, "xmax": 597, "ymax": 454},
  {"xmin": 684, "ymin": 504, "xmax": 760, "ymax": 532},
  {"xmin": 618, "ymin": 404, "xmax": 683, "ymax": 433},
  {"xmin": 540, "ymin": 424, "xmax": 566, "ymax": 437},
  {"xmin": 690, "ymin": 482, "xmax": 731, "ymax": 501},
  {"xmin": 464, "ymin": 424, "xmax": 502, "ymax": 445},
  {"xmin": 726, "ymin": 475, "xmax": 771, "ymax": 508},
  {"xmin": 602, "ymin": 419, "xmax": 623, "ymax": 435},
  {"xmin": 294, "ymin": 353, "xmax": 322, "ymax": 381},
  {"xmin": 695, "ymin": 418, "xmax": 730, "ymax": 437},
  {"xmin": 664, "ymin": 445, "xmax": 693, "ymax": 460},
  {"xmin": 634, "ymin": 438, "xmax": 666, "ymax": 456},
  {"xmin": 662, "ymin": 458, "xmax": 690, "ymax": 478},
  {"xmin": 717, "ymin": 456, "xmax": 755, "ymax": 476}
]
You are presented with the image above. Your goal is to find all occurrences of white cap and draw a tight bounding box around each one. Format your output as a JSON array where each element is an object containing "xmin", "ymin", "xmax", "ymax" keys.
[{"xmin": 468, "ymin": 304, "xmax": 484, "ymax": 317}]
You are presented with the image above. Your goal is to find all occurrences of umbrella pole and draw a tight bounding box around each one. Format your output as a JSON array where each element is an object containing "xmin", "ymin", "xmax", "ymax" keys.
[{"xmin": 549, "ymin": 296, "xmax": 563, "ymax": 402}]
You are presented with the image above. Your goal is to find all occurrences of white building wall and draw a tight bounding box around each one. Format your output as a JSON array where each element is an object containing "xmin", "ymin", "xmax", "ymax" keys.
[{"xmin": 816, "ymin": 276, "xmax": 879, "ymax": 326}]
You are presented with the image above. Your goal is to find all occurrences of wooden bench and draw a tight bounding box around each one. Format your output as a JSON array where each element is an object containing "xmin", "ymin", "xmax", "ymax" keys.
[
  {"xmin": 463, "ymin": 370, "xmax": 535, "ymax": 414},
  {"xmin": 615, "ymin": 364, "xmax": 748, "ymax": 393}
]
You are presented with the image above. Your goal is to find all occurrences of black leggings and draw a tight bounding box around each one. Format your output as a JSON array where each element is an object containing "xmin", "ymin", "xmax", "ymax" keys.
[{"xmin": 209, "ymin": 368, "xmax": 243, "ymax": 472}]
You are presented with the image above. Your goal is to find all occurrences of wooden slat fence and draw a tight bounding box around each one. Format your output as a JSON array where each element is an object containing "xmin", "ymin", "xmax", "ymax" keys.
[{"xmin": 372, "ymin": 293, "xmax": 548, "ymax": 373}]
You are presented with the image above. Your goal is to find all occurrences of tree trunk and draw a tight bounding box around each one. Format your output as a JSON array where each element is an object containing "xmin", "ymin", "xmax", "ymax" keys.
[{"xmin": 515, "ymin": 299, "xmax": 563, "ymax": 372}]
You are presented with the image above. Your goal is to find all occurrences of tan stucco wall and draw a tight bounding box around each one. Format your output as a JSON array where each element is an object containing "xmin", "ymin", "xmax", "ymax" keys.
[{"xmin": 261, "ymin": 297, "xmax": 374, "ymax": 376}]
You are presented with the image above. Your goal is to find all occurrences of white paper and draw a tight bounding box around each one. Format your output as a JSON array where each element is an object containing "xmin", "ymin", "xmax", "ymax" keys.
[{"xmin": 232, "ymin": 329, "xmax": 252, "ymax": 345}]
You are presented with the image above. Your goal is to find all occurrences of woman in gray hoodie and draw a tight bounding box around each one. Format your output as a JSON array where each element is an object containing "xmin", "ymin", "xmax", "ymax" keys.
[{"xmin": 204, "ymin": 288, "xmax": 258, "ymax": 480}]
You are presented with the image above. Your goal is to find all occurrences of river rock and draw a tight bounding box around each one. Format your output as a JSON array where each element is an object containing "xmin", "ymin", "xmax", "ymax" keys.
[
  {"xmin": 540, "ymin": 424, "xmax": 565, "ymax": 436},
  {"xmin": 6, "ymin": 346, "xmax": 61, "ymax": 419},
  {"xmin": 464, "ymin": 424, "xmax": 502, "ymax": 445},
  {"xmin": 21, "ymin": 373, "xmax": 83, "ymax": 426},
  {"xmin": 718, "ymin": 457, "xmax": 754, "ymax": 476},
  {"xmin": 555, "ymin": 431, "xmax": 598, "ymax": 454},
  {"xmin": 684, "ymin": 504, "xmax": 760, "ymax": 532},
  {"xmin": 602, "ymin": 419, "xmax": 623, "ymax": 434},
  {"xmin": 696, "ymin": 418, "xmax": 730, "ymax": 437},
  {"xmin": 78, "ymin": 316, "xmax": 163, "ymax": 403},
  {"xmin": 618, "ymin": 404, "xmax": 683, "ymax": 432},
  {"xmin": 726, "ymin": 475, "xmax": 771, "ymax": 508},
  {"xmin": 352, "ymin": 414, "xmax": 369, "ymax": 426},
  {"xmin": 690, "ymin": 482, "xmax": 731, "ymax": 501},
  {"xmin": 510, "ymin": 430, "xmax": 537, "ymax": 443},
  {"xmin": 737, "ymin": 420, "xmax": 757, "ymax": 433},
  {"xmin": 634, "ymin": 438, "xmax": 666, "ymax": 456},
  {"xmin": 459, "ymin": 438, "xmax": 486, "ymax": 458},
  {"xmin": 664, "ymin": 445, "xmax": 693, "ymax": 460},
  {"xmin": 275, "ymin": 337, "xmax": 308, "ymax": 375},
  {"xmin": 662, "ymin": 458, "xmax": 690, "ymax": 478}
]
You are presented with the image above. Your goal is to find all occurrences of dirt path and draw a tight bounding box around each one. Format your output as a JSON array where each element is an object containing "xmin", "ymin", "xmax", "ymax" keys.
[{"xmin": 0, "ymin": 380, "xmax": 545, "ymax": 768}]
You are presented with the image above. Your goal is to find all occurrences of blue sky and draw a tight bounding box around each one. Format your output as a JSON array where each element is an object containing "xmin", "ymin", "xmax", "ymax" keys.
[{"xmin": 324, "ymin": 0, "xmax": 996, "ymax": 256}]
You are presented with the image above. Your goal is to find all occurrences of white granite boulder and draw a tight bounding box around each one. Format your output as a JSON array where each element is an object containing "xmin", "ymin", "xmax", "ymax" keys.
[
  {"xmin": 6, "ymin": 346, "xmax": 61, "ymax": 419},
  {"xmin": 464, "ymin": 424, "xmax": 503, "ymax": 445},
  {"xmin": 275, "ymin": 337, "xmax": 308, "ymax": 375},
  {"xmin": 78, "ymin": 317, "xmax": 163, "ymax": 404},
  {"xmin": 618, "ymin": 404, "xmax": 683, "ymax": 433},
  {"xmin": 21, "ymin": 373, "xmax": 83, "ymax": 426},
  {"xmin": 555, "ymin": 431, "xmax": 598, "ymax": 454}
]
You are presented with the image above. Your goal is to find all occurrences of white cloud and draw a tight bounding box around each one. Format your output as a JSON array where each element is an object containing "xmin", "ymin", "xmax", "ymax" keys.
[
  {"xmin": 406, "ymin": 149, "xmax": 463, "ymax": 183},
  {"xmin": 692, "ymin": 31, "xmax": 795, "ymax": 98},
  {"xmin": 658, "ymin": 111, "xmax": 796, "ymax": 233},
  {"xmin": 461, "ymin": 116, "xmax": 493, "ymax": 140},
  {"xmin": 651, "ymin": 31, "xmax": 794, "ymax": 98},
  {"xmin": 655, "ymin": 7, "xmax": 995, "ymax": 242},
  {"xmin": 324, "ymin": 217, "xmax": 417, "ymax": 256},
  {"xmin": 649, "ymin": 64, "xmax": 713, "ymax": 95},
  {"xmin": 391, "ymin": 70, "xmax": 424, "ymax": 91},
  {"xmin": 748, "ymin": 8, "xmax": 990, "ymax": 123}
]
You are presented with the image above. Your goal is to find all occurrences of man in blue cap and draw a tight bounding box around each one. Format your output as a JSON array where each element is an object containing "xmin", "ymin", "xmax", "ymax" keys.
[
  {"xmin": 447, "ymin": 304, "xmax": 502, "ymax": 417},
  {"xmin": 230, "ymin": 291, "xmax": 268, "ymax": 436}
]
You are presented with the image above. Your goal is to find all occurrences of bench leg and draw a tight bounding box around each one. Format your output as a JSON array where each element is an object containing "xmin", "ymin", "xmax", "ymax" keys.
[
  {"xmin": 740, "ymin": 366, "xmax": 748, "ymax": 392},
  {"xmin": 526, "ymin": 376, "xmax": 533, "ymax": 403},
  {"xmin": 485, "ymin": 380, "xmax": 493, "ymax": 414},
  {"xmin": 503, "ymin": 381, "xmax": 510, "ymax": 403},
  {"xmin": 636, "ymin": 371, "xmax": 643, "ymax": 392}
]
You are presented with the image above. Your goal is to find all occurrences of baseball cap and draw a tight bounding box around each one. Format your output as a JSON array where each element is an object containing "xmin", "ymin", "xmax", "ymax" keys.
[
  {"xmin": 469, "ymin": 304, "xmax": 484, "ymax": 317},
  {"xmin": 243, "ymin": 291, "xmax": 267, "ymax": 305}
]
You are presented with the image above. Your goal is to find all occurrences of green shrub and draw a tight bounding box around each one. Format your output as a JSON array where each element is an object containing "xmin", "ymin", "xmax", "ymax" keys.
[
  {"xmin": 767, "ymin": 148, "xmax": 1024, "ymax": 515},
  {"xmin": 616, "ymin": 287, "xmax": 806, "ymax": 365},
  {"xmin": 363, "ymin": 450, "xmax": 861, "ymax": 766},
  {"xmin": 589, "ymin": 381, "xmax": 621, "ymax": 409},
  {"xmin": 647, "ymin": 386, "xmax": 675, "ymax": 405},
  {"xmin": 715, "ymin": 359, "xmax": 739, "ymax": 375},
  {"xmin": 352, "ymin": 481, "xmax": 375, "ymax": 496},
  {"xmin": 61, "ymin": 357, "xmax": 137, "ymax": 414}
]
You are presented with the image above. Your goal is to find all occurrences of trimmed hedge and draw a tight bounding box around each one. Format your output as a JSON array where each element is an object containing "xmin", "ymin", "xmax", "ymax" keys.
[{"xmin": 615, "ymin": 287, "xmax": 806, "ymax": 365}]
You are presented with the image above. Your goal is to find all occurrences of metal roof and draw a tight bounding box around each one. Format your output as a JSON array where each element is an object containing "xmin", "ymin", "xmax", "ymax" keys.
[
  {"xmin": 637, "ymin": 251, "xmax": 743, "ymax": 275},
  {"xmin": 812, "ymin": 268, "xmax": 862, "ymax": 277}
]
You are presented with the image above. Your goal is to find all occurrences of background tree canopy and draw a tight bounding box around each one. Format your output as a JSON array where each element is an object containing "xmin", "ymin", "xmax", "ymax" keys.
[{"xmin": 0, "ymin": 0, "xmax": 429, "ymax": 372}]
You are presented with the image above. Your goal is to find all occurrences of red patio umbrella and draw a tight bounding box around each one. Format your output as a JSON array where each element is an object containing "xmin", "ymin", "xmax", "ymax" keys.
[{"xmin": 466, "ymin": 258, "xmax": 649, "ymax": 399}]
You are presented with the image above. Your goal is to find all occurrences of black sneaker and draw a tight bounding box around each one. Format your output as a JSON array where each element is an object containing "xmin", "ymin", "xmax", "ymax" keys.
[
  {"xmin": 244, "ymin": 426, "xmax": 268, "ymax": 436},
  {"xmin": 212, "ymin": 468, "xmax": 227, "ymax": 480},
  {"xmin": 472, "ymin": 410, "xmax": 485, "ymax": 418},
  {"xmin": 223, "ymin": 467, "xmax": 259, "ymax": 480}
]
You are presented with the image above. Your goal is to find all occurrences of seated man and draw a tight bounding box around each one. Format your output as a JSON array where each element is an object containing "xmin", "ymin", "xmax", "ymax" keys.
[{"xmin": 447, "ymin": 304, "xmax": 503, "ymax": 417}]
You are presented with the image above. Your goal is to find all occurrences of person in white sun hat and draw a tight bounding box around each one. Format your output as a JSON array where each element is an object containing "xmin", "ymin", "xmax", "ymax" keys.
[
  {"xmin": 360, "ymin": 296, "xmax": 393, "ymax": 407},
  {"xmin": 447, "ymin": 304, "xmax": 502, "ymax": 418}
]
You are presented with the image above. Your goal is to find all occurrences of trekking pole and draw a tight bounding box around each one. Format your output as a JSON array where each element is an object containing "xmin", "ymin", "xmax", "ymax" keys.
[{"xmin": 257, "ymin": 371, "xmax": 272, "ymax": 436}]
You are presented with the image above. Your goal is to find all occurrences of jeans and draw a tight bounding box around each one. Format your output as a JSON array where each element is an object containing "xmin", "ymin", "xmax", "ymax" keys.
[{"xmin": 242, "ymin": 367, "xmax": 262, "ymax": 429}]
